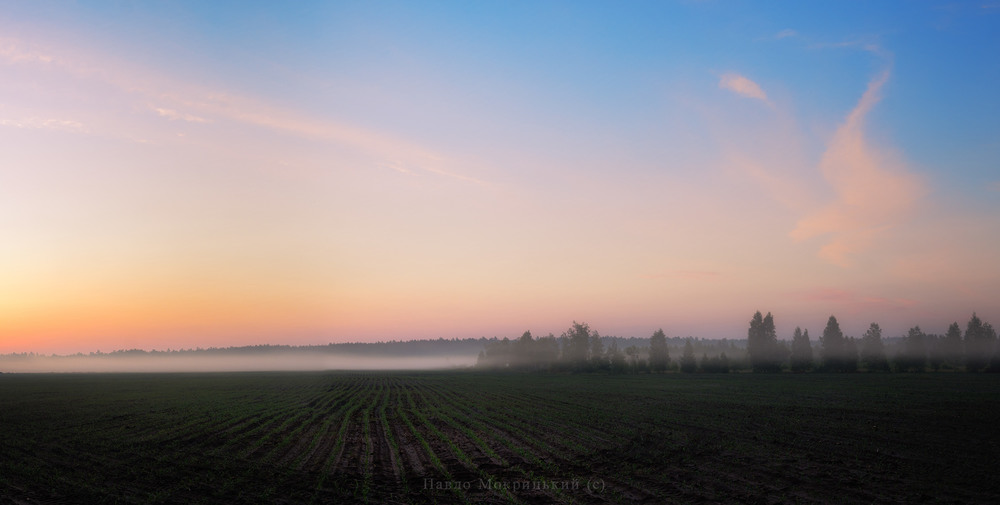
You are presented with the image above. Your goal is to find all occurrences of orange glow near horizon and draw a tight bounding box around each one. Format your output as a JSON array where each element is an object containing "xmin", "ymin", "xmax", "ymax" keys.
[{"xmin": 2, "ymin": 5, "xmax": 1000, "ymax": 355}]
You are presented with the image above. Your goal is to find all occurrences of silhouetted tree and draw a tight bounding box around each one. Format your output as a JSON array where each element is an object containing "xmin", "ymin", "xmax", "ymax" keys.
[
  {"xmin": 478, "ymin": 337, "xmax": 513, "ymax": 368},
  {"xmin": 701, "ymin": 352, "xmax": 730, "ymax": 373},
  {"xmin": 680, "ymin": 339, "xmax": 697, "ymax": 373},
  {"xmin": 987, "ymin": 332, "xmax": 1000, "ymax": 373},
  {"xmin": 860, "ymin": 323, "xmax": 889, "ymax": 372},
  {"xmin": 965, "ymin": 313, "xmax": 997, "ymax": 372},
  {"xmin": 539, "ymin": 333, "xmax": 559, "ymax": 370},
  {"xmin": 625, "ymin": 345, "xmax": 639, "ymax": 373},
  {"xmin": 939, "ymin": 322, "xmax": 964, "ymax": 369},
  {"xmin": 980, "ymin": 322, "xmax": 997, "ymax": 369},
  {"xmin": 748, "ymin": 311, "xmax": 784, "ymax": 372},
  {"xmin": 513, "ymin": 331, "xmax": 535, "ymax": 370},
  {"xmin": 635, "ymin": 356, "xmax": 649, "ymax": 373},
  {"xmin": 790, "ymin": 327, "xmax": 813, "ymax": 372},
  {"xmin": 562, "ymin": 321, "xmax": 592, "ymax": 371},
  {"xmin": 590, "ymin": 331, "xmax": 607, "ymax": 371},
  {"xmin": 821, "ymin": 315, "xmax": 855, "ymax": 372},
  {"xmin": 607, "ymin": 342, "xmax": 627, "ymax": 374},
  {"xmin": 624, "ymin": 345, "xmax": 649, "ymax": 374},
  {"xmin": 820, "ymin": 316, "xmax": 842, "ymax": 371},
  {"xmin": 648, "ymin": 329, "xmax": 670, "ymax": 372},
  {"xmin": 897, "ymin": 326, "xmax": 927, "ymax": 372}
]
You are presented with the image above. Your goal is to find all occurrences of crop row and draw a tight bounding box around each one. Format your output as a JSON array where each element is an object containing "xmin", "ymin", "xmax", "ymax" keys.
[{"xmin": 2, "ymin": 372, "xmax": 999, "ymax": 504}]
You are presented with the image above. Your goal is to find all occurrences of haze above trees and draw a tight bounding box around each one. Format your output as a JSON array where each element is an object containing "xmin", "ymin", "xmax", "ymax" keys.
[
  {"xmin": 476, "ymin": 313, "xmax": 1000, "ymax": 374},
  {"xmin": 3, "ymin": 313, "xmax": 997, "ymax": 374}
]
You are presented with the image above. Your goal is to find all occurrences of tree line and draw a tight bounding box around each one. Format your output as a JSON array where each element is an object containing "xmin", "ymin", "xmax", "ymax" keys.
[
  {"xmin": 0, "ymin": 339, "xmax": 490, "ymax": 360},
  {"xmin": 476, "ymin": 313, "xmax": 1000, "ymax": 373}
]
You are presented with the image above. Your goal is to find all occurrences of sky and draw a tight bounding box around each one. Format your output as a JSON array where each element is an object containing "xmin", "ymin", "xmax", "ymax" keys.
[{"xmin": 1, "ymin": 1, "xmax": 999, "ymax": 354}]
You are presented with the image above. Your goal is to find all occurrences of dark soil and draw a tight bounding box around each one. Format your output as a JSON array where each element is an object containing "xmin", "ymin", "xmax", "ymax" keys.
[{"xmin": 1, "ymin": 372, "xmax": 998, "ymax": 504}]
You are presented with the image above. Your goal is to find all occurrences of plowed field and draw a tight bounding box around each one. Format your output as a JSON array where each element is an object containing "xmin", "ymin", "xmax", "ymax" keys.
[{"xmin": 1, "ymin": 372, "xmax": 998, "ymax": 504}]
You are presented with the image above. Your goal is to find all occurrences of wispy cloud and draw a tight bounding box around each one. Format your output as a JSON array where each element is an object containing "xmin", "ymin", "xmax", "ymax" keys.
[
  {"xmin": 774, "ymin": 29, "xmax": 798, "ymax": 39},
  {"xmin": 790, "ymin": 69, "xmax": 925, "ymax": 267},
  {"xmin": 718, "ymin": 73, "xmax": 771, "ymax": 104},
  {"xmin": 809, "ymin": 39, "xmax": 890, "ymax": 60},
  {"xmin": 0, "ymin": 117, "xmax": 86, "ymax": 132},
  {"xmin": 381, "ymin": 161, "xmax": 412, "ymax": 175},
  {"xmin": 726, "ymin": 154, "xmax": 812, "ymax": 211},
  {"xmin": 152, "ymin": 106, "xmax": 208, "ymax": 123},
  {"xmin": 0, "ymin": 38, "xmax": 55, "ymax": 64},
  {"xmin": 0, "ymin": 35, "xmax": 486, "ymax": 185}
]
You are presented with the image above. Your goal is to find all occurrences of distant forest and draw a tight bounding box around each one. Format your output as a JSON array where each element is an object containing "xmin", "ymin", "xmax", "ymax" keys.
[
  {"xmin": 0, "ymin": 338, "xmax": 487, "ymax": 360},
  {"xmin": 475, "ymin": 312, "xmax": 1000, "ymax": 374},
  {"xmin": 3, "ymin": 312, "xmax": 998, "ymax": 374}
]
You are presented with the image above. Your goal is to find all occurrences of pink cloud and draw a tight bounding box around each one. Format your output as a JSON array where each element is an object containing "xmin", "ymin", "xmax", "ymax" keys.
[
  {"xmin": 790, "ymin": 69, "xmax": 925, "ymax": 267},
  {"xmin": 0, "ymin": 34, "xmax": 486, "ymax": 185},
  {"xmin": 0, "ymin": 37, "xmax": 55, "ymax": 64},
  {"xmin": 719, "ymin": 73, "xmax": 770, "ymax": 104},
  {"xmin": 0, "ymin": 117, "xmax": 86, "ymax": 132},
  {"xmin": 796, "ymin": 288, "xmax": 918, "ymax": 312},
  {"xmin": 726, "ymin": 155, "xmax": 813, "ymax": 211},
  {"xmin": 152, "ymin": 106, "xmax": 208, "ymax": 123}
]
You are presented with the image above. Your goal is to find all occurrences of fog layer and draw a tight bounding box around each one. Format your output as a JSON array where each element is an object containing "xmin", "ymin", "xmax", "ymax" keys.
[{"xmin": 0, "ymin": 353, "xmax": 476, "ymax": 373}]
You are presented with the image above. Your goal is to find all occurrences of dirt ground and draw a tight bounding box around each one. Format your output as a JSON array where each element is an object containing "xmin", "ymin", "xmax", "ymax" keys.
[{"xmin": 1, "ymin": 372, "xmax": 998, "ymax": 504}]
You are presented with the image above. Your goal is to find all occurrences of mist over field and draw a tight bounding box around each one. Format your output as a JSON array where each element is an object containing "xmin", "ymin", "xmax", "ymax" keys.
[
  {"xmin": 0, "ymin": 353, "xmax": 476, "ymax": 373},
  {"xmin": 4, "ymin": 313, "xmax": 998, "ymax": 374},
  {"xmin": 0, "ymin": 340, "xmax": 484, "ymax": 373}
]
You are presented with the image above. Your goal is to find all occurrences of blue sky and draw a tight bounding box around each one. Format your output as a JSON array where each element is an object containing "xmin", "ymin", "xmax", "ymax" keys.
[{"xmin": 1, "ymin": 1, "xmax": 998, "ymax": 352}]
